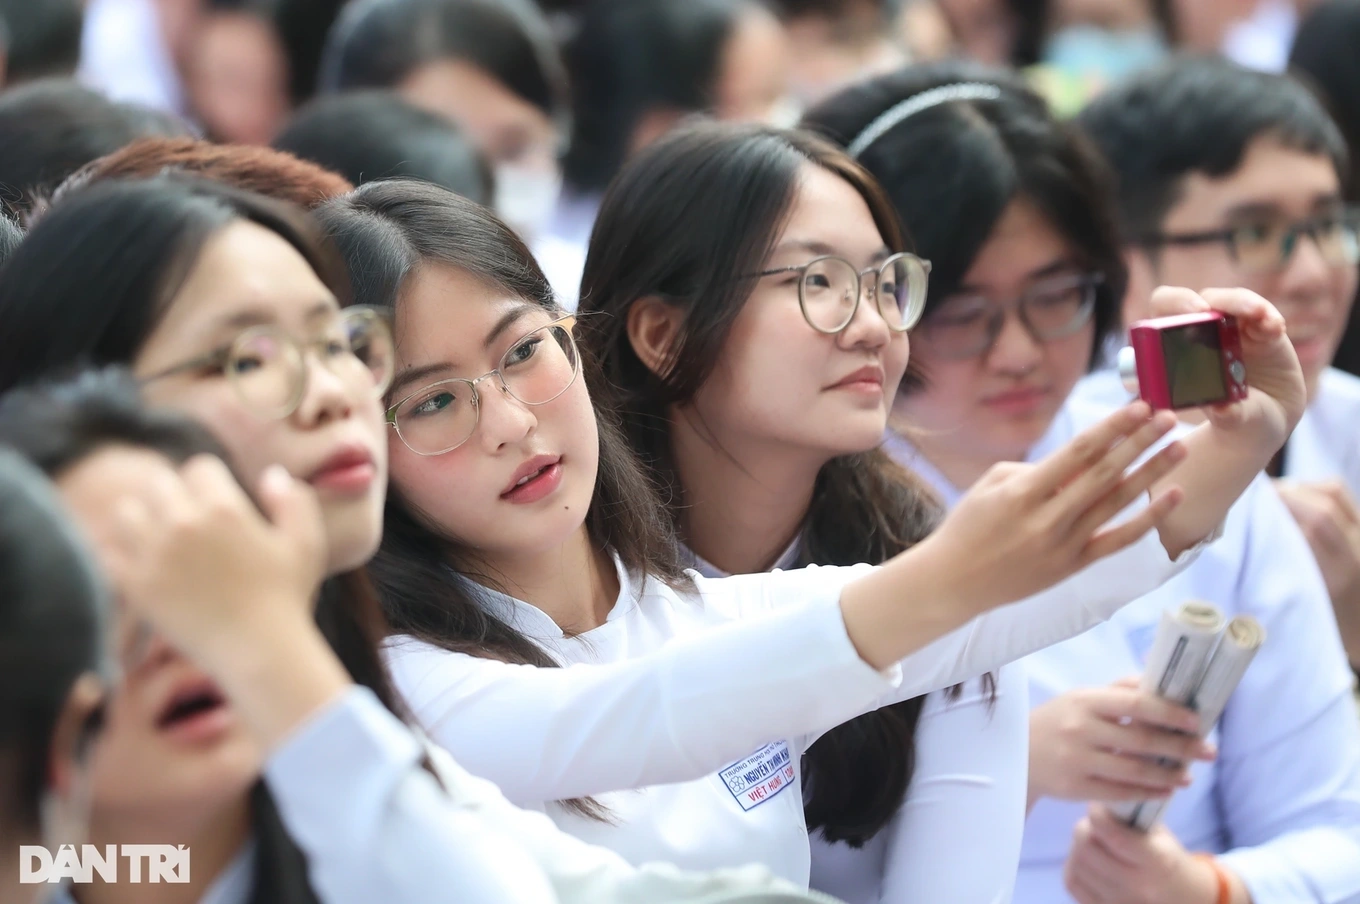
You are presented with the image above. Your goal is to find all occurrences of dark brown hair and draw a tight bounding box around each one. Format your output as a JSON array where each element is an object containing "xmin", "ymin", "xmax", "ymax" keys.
[
  {"xmin": 53, "ymin": 137, "xmax": 354, "ymax": 210},
  {"xmin": 577, "ymin": 121, "xmax": 949, "ymax": 846},
  {"xmin": 314, "ymin": 180, "xmax": 689, "ymax": 817}
]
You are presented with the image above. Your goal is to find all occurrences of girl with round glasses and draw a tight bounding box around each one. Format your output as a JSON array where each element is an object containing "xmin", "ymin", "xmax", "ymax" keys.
[
  {"xmin": 314, "ymin": 169, "xmax": 1282, "ymax": 888},
  {"xmin": 804, "ymin": 62, "xmax": 1355, "ymax": 904},
  {"xmin": 0, "ymin": 177, "xmax": 853, "ymax": 904},
  {"xmin": 576, "ymin": 114, "xmax": 1303, "ymax": 901}
]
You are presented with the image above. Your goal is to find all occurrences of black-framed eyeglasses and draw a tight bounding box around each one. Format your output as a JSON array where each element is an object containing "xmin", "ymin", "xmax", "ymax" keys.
[
  {"xmin": 919, "ymin": 271, "xmax": 1103, "ymax": 360},
  {"xmin": 386, "ymin": 316, "xmax": 580, "ymax": 457},
  {"xmin": 1140, "ymin": 206, "xmax": 1360, "ymax": 274},
  {"xmin": 751, "ymin": 252, "xmax": 932, "ymax": 334},
  {"xmin": 141, "ymin": 306, "xmax": 395, "ymax": 420}
]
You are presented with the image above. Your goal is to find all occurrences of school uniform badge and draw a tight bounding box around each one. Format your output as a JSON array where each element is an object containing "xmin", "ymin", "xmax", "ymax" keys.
[{"xmin": 719, "ymin": 741, "xmax": 796, "ymax": 811}]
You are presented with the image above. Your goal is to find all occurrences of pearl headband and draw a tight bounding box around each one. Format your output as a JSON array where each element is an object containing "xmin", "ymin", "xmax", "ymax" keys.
[{"xmin": 846, "ymin": 83, "xmax": 1003, "ymax": 159}]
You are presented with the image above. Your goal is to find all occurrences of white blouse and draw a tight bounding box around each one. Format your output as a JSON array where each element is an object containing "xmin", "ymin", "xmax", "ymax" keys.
[
  {"xmin": 898, "ymin": 393, "xmax": 1360, "ymax": 904},
  {"xmin": 687, "ymin": 546, "xmax": 1031, "ymax": 904},
  {"xmin": 264, "ymin": 685, "xmax": 842, "ymax": 903},
  {"xmin": 386, "ymin": 534, "xmax": 1200, "ymax": 888}
]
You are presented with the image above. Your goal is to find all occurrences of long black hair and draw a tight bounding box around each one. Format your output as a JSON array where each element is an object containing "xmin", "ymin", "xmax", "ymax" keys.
[
  {"xmin": 0, "ymin": 441, "xmax": 106, "ymax": 840},
  {"xmin": 803, "ymin": 61, "xmax": 1127, "ymax": 374},
  {"xmin": 577, "ymin": 121, "xmax": 946, "ymax": 846},
  {"xmin": 0, "ymin": 368, "xmax": 323, "ymax": 903},
  {"xmin": 0, "ymin": 180, "xmax": 409, "ymax": 900},
  {"xmin": 315, "ymin": 179, "xmax": 686, "ymax": 818}
]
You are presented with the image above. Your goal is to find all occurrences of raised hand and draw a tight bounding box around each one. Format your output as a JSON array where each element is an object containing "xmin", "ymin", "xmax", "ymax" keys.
[
  {"xmin": 1149, "ymin": 286, "xmax": 1304, "ymax": 440},
  {"xmin": 102, "ymin": 455, "xmax": 328, "ymax": 673},
  {"xmin": 924, "ymin": 401, "xmax": 1185, "ymax": 612}
]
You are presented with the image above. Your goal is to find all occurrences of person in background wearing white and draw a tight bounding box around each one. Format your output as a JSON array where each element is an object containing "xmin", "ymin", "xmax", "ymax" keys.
[
  {"xmin": 805, "ymin": 60, "xmax": 1360, "ymax": 904},
  {"xmin": 317, "ymin": 152, "xmax": 1292, "ymax": 892},
  {"xmin": 317, "ymin": 0, "xmax": 582, "ymax": 304},
  {"xmin": 1077, "ymin": 56, "xmax": 1360, "ymax": 682},
  {"xmin": 575, "ymin": 121, "xmax": 1028, "ymax": 904}
]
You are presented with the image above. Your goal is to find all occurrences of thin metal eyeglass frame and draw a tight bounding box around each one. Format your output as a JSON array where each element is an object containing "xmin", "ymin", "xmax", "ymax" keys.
[
  {"xmin": 385, "ymin": 315, "xmax": 580, "ymax": 457},
  {"xmin": 753, "ymin": 252, "xmax": 932, "ymax": 334},
  {"xmin": 139, "ymin": 305, "xmax": 394, "ymax": 419}
]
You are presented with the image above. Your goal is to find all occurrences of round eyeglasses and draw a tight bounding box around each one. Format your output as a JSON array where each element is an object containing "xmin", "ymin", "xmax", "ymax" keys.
[
  {"xmin": 919, "ymin": 271, "xmax": 1103, "ymax": 360},
  {"xmin": 754, "ymin": 252, "xmax": 932, "ymax": 334},
  {"xmin": 142, "ymin": 306, "xmax": 395, "ymax": 419},
  {"xmin": 387, "ymin": 316, "xmax": 580, "ymax": 456}
]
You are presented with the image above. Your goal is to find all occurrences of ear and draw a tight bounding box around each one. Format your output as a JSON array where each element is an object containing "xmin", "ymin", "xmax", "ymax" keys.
[
  {"xmin": 626, "ymin": 296, "xmax": 685, "ymax": 380},
  {"xmin": 42, "ymin": 673, "xmax": 104, "ymax": 846}
]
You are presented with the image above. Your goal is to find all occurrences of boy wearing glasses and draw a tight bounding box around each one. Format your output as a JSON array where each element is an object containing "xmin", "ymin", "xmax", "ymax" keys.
[{"xmin": 1076, "ymin": 55, "xmax": 1360, "ymax": 677}]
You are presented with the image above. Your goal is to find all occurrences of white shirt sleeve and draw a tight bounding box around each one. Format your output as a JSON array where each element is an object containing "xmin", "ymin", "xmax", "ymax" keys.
[
  {"xmin": 388, "ymin": 594, "xmax": 903, "ymax": 804},
  {"xmin": 263, "ymin": 686, "xmax": 560, "ymax": 904},
  {"xmin": 1204, "ymin": 483, "xmax": 1360, "ymax": 904},
  {"xmin": 795, "ymin": 521, "xmax": 1208, "ymax": 719},
  {"xmin": 876, "ymin": 664, "xmax": 1030, "ymax": 904},
  {"xmin": 265, "ymin": 685, "xmax": 834, "ymax": 904}
]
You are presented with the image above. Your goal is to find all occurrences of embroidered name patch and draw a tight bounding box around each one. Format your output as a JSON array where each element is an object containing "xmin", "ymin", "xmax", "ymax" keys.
[{"xmin": 719, "ymin": 742, "xmax": 795, "ymax": 811}]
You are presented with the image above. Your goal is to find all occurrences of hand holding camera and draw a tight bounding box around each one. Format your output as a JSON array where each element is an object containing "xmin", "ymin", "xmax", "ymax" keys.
[{"xmin": 1119, "ymin": 287, "xmax": 1305, "ymax": 443}]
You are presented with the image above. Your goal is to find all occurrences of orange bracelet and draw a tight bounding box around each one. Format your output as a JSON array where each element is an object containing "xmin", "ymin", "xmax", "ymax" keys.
[{"xmin": 1194, "ymin": 853, "xmax": 1232, "ymax": 904}]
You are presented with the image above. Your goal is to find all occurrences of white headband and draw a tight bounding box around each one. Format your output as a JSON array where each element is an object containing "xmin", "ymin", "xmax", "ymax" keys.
[{"xmin": 846, "ymin": 83, "xmax": 1003, "ymax": 159}]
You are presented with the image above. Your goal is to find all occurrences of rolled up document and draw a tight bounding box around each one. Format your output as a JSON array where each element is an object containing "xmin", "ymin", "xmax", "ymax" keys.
[{"xmin": 1108, "ymin": 603, "xmax": 1265, "ymax": 830}]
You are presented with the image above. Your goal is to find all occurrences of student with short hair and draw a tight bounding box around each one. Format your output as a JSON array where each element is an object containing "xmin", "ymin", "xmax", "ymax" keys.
[
  {"xmin": 804, "ymin": 59, "xmax": 1360, "ymax": 904},
  {"xmin": 0, "ymin": 79, "xmax": 186, "ymax": 219},
  {"xmin": 1076, "ymin": 55, "xmax": 1360, "ymax": 676},
  {"xmin": 0, "ymin": 445, "xmax": 108, "ymax": 904},
  {"xmin": 0, "ymin": 0, "xmax": 82, "ymax": 87},
  {"xmin": 52, "ymin": 137, "xmax": 353, "ymax": 211},
  {"xmin": 273, "ymin": 91, "xmax": 493, "ymax": 206}
]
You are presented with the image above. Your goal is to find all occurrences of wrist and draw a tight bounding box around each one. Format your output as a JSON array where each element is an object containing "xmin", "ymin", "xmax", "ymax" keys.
[
  {"xmin": 842, "ymin": 535, "xmax": 974, "ymax": 671},
  {"xmin": 202, "ymin": 606, "xmax": 353, "ymax": 752},
  {"xmin": 1193, "ymin": 854, "xmax": 1250, "ymax": 904}
]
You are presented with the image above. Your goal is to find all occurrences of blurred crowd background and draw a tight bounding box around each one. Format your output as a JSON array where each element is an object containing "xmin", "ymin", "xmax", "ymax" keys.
[{"xmin": 4, "ymin": 0, "xmax": 1358, "ymax": 332}]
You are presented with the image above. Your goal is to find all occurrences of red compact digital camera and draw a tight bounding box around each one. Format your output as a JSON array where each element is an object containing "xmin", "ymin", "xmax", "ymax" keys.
[{"xmin": 1117, "ymin": 311, "xmax": 1249, "ymax": 411}]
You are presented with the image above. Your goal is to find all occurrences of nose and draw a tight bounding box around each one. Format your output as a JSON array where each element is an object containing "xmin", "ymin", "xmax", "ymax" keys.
[
  {"xmin": 1275, "ymin": 230, "xmax": 1335, "ymax": 305},
  {"xmin": 984, "ymin": 308, "xmax": 1044, "ymax": 374},
  {"xmin": 292, "ymin": 352, "xmax": 356, "ymax": 427},
  {"xmin": 474, "ymin": 375, "xmax": 537, "ymax": 452},
  {"xmin": 837, "ymin": 280, "xmax": 892, "ymax": 350}
]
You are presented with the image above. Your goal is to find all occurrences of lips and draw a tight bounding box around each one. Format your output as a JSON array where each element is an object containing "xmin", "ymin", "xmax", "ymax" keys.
[
  {"xmin": 982, "ymin": 386, "xmax": 1050, "ymax": 414},
  {"xmin": 501, "ymin": 454, "xmax": 562, "ymax": 497},
  {"xmin": 828, "ymin": 365, "xmax": 886, "ymax": 390},
  {"xmin": 304, "ymin": 444, "xmax": 377, "ymax": 494},
  {"xmin": 155, "ymin": 677, "xmax": 232, "ymax": 744}
]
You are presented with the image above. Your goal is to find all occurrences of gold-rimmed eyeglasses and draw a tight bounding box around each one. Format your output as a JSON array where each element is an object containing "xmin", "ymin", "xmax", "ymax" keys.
[
  {"xmin": 141, "ymin": 306, "xmax": 395, "ymax": 419},
  {"xmin": 386, "ymin": 316, "xmax": 580, "ymax": 456}
]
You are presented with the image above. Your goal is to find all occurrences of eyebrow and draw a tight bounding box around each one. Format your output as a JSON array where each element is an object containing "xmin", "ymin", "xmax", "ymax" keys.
[
  {"xmin": 1225, "ymin": 192, "xmax": 1350, "ymax": 225},
  {"xmin": 954, "ymin": 259, "xmax": 1078, "ymax": 295},
  {"xmin": 485, "ymin": 302, "xmax": 540, "ymax": 351},
  {"xmin": 388, "ymin": 362, "xmax": 454, "ymax": 401},
  {"xmin": 388, "ymin": 302, "xmax": 545, "ymax": 401},
  {"xmin": 768, "ymin": 241, "xmax": 893, "ymax": 266},
  {"xmin": 208, "ymin": 299, "xmax": 337, "ymax": 336}
]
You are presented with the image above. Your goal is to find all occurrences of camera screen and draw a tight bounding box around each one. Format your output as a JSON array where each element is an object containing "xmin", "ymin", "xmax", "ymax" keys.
[{"xmin": 1161, "ymin": 322, "xmax": 1227, "ymax": 408}]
